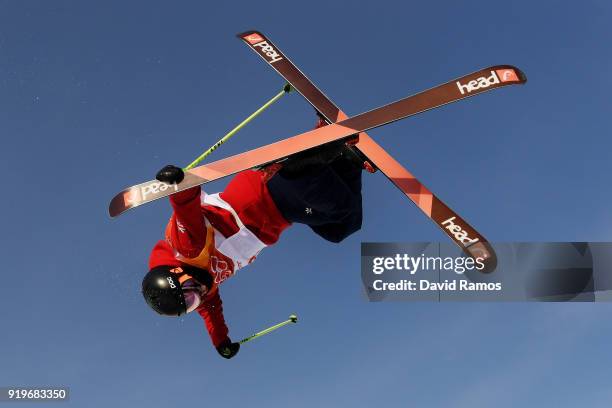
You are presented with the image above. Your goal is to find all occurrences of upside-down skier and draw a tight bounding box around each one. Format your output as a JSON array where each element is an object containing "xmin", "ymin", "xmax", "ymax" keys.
[{"xmin": 142, "ymin": 117, "xmax": 371, "ymax": 359}]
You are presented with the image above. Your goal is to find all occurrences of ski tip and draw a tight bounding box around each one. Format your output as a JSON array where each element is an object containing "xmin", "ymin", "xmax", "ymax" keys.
[
  {"xmin": 466, "ymin": 242, "xmax": 498, "ymax": 274},
  {"xmin": 108, "ymin": 191, "xmax": 134, "ymax": 218},
  {"xmin": 514, "ymin": 67, "xmax": 528, "ymax": 84},
  {"xmin": 236, "ymin": 30, "xmax": 262, "ymax": 40},
  {"xmin": 108, "ymin": 195, "xmax": 124, "ymax": 218},
  {"xmin": 492, "ymin": 64, "xmax": 528, "ymax": 84},
  {"xmin": 481, "ymin": 255, "xmax": 498, "ymax": 274}
]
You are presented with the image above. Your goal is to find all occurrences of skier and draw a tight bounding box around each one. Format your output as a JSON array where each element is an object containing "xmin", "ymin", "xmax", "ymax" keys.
[{"xmin": 142, "ymin": 116, "xmax": 369, "ymax": 359}]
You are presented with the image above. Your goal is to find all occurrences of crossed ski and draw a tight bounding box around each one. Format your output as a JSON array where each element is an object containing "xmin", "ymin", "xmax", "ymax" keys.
[{"xmin": 109, "ymin": 33, "xmax": 526, "ymax": 271}]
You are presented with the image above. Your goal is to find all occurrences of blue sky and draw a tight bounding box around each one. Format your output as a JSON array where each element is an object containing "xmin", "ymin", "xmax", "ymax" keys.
[{"xmin": 1, "ymin": 0, "xmax": 611, "ymax": 407}]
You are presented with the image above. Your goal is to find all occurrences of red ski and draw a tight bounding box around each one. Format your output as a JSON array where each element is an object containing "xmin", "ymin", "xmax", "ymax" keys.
[{"xmin": 237, "ymin": 30, "xmax": 527, "ymax": 270}]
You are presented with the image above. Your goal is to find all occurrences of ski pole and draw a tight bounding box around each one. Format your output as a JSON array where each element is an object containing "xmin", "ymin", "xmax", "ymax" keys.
[
  {"xmin": 184, "ymin": 84, "xmax": 292, "ymax": 170},
  {"xmin": 239, "ymin": 314, "xmax": 298, "ymax": 345}
]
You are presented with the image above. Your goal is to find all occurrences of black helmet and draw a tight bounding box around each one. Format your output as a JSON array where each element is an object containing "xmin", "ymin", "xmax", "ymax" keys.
[
  {"xmin": 142, "ymin": 265, "xmax": 213, "ymax": 317},
  {"xmin": 142, "ymin": 266, "xmax": 190, "ymax": 316}
]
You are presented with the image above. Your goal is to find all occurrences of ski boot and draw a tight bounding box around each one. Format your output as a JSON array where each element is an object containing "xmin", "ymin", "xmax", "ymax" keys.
[{"xmin": 316, "ymin": 112, "xmax": 377, "ymax": 174}]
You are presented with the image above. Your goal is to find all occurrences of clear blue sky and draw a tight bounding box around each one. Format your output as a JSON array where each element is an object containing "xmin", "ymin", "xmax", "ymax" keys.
[{"xmin": 1, "ymin": 1, "xmax": 611, "ymax": 407}]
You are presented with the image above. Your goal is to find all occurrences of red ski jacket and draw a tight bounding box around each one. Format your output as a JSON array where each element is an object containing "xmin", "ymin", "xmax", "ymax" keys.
[{"xmin": 148, "ymin": 169, "xmax": 291, "ymax": 347}]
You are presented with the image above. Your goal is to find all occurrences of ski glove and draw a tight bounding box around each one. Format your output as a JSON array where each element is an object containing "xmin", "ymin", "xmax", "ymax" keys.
[
  {"xmin": 216, "ymin": 339, "xmax": 240, "ymax": 359},
  {"xmin": 156, "ymin": 165, "xmax": 184, "ymax": 184}
]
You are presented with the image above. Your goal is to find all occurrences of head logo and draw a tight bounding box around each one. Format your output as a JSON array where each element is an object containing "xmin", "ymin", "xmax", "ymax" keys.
[
  {"xmin": 250, "ymin": 39, "xmax": 283, "ymax": 64},
  {"xmin": 140, "ymin": 181, "xmax": 179, "ymax": 200},
  {"xmin": 244, "ymin": 33, "xmax": 264, "ymax": 45},
  {"xmin": 495, "ymin": 69, "xmax": 519, "ymax": 83},
  {"xmin": 169, "ymin": 267, "xmax": 183, "ymax": 274},
  {"xmin": 456, "ymin": 71, "xmax": 500, "ymax": 95},
  {"xmin": 441, "ymin": 217, "xmax": 480, "ymax": 246}
]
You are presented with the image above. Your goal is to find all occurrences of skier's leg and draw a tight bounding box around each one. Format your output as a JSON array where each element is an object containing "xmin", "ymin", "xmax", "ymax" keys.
[
  {"xmin": 307, "ymin": 155, "xmax": 363, "ymax": 242},
  {"xmin": 267, "ymin": 155, "xmax": 363, "ymax": 242},
  {"xmin": 330, "ymin": 152, "xmax": 363, "ymax": 195},
  {"xmin": 267, "ymin": 165, "xmax": 351, "ymax": 225},
  {"xmin": 308, "ymin": 208, "xmax": 362, "ymax": 243}
]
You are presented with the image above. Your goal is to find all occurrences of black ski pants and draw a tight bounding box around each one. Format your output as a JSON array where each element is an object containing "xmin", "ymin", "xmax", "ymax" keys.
[{"xmin": 267, "ymin": 156, "xmax": 363, "ymax": 243}]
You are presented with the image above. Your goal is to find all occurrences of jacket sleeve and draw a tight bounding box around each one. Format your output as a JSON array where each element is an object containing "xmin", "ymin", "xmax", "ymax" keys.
[
  {"xmin": 196, "ymin": 289, "xmax": 230, "ymax": 348},
  {"xmin": 166, "ymin": 186, "xmax": 207, "ymax": 258}
]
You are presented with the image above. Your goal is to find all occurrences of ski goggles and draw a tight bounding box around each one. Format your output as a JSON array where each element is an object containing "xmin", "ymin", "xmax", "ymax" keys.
[
  {"xmin": 182, "ymin": 279, "xmax": 203, "ymax": 314},
  {"xmin": 169, "ymin": 267, "xmax": 208, "ymax": 314}
]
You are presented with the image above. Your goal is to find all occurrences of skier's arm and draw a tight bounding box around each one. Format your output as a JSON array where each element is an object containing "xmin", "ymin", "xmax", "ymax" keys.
[
  {"xmin": 166, "ymin": 187, "xmax": 207, "ymax": 258},
  {"xmin": 197, "ymin": 290, "xmax": 231, "ymax": 348},
  {"xmin": 158, "ymin": 165, "xmax": 207, "ymax": 258}
]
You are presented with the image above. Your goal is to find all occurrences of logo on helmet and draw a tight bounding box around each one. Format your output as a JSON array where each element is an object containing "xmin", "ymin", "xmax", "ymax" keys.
[{"xmin": 166, "ymin": 276, "xmax": 177, "ymax": 289}]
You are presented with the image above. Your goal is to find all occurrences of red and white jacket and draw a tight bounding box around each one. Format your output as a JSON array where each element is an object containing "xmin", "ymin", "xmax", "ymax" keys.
[{"xmin": 148, "ymin": 169, "xmax": 290, "ymax": 347}]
